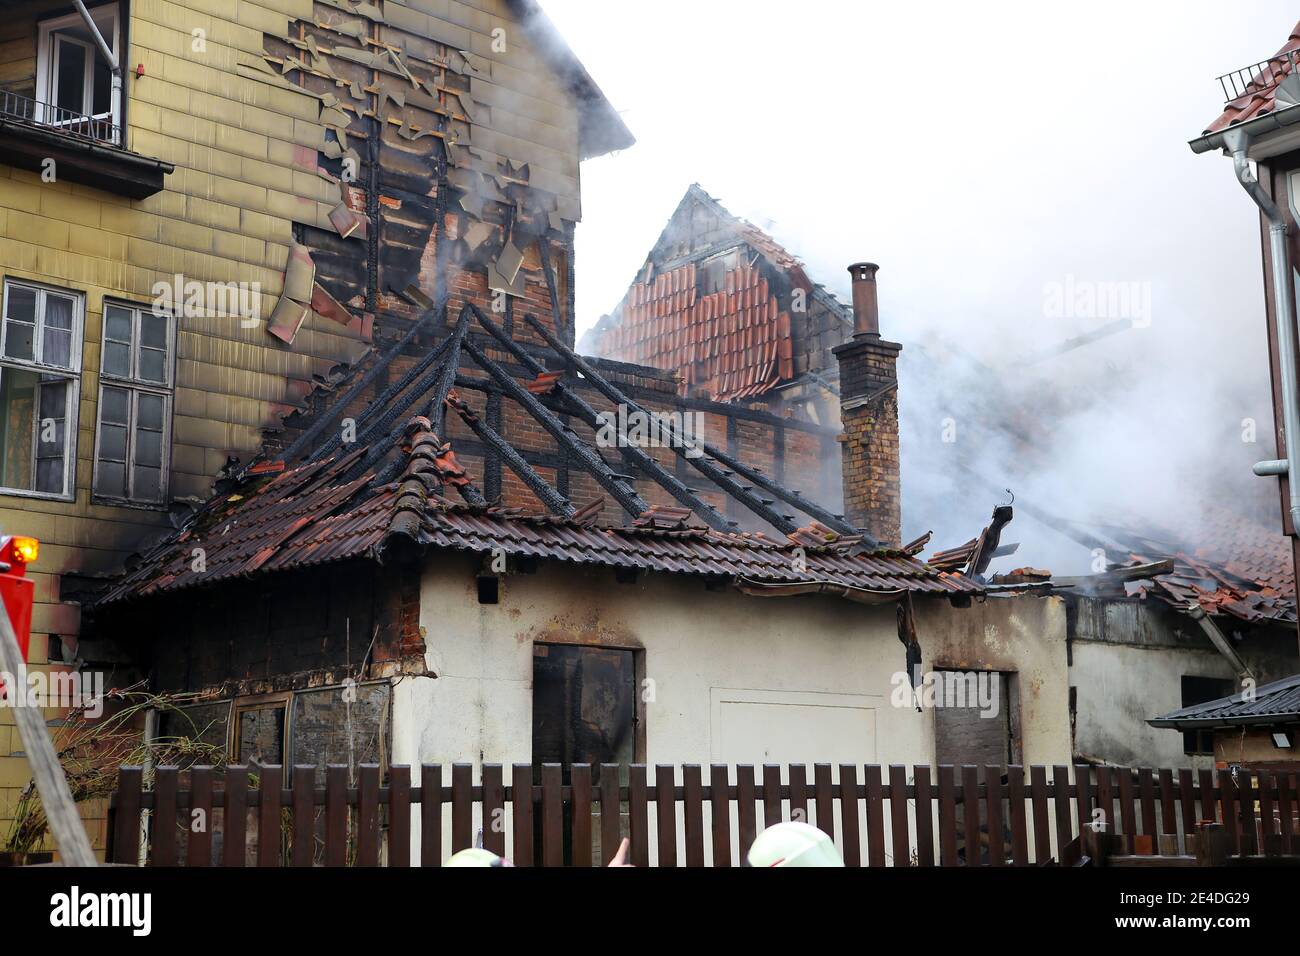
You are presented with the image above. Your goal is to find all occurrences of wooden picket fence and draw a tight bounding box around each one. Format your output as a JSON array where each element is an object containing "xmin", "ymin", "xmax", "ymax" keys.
[{"xmin": 105, "ymin": 762, "xmax": 1300, "ymax": 867}]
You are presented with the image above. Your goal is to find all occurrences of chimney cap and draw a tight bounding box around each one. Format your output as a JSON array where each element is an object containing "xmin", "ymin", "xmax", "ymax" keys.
[{"xmin": 848, "ymin": 262, "xmax": 880, "ymax": 278}]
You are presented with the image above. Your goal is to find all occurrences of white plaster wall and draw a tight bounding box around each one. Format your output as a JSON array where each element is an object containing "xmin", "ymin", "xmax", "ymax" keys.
[
  {"xmin": 393, "ymin": 555, "xmax": 1073, "ymax": 770},
  {"xmin": 1070, "ymin": 640, "xmax": 1232, "ymax": 770}
]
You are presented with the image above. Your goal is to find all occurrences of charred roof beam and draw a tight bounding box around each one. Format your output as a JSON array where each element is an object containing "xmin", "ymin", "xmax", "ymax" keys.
[
  {"xmin": 463, "ymin": 335, "xmax": 650, "ymax": 518},
  {"xmin": 469, "ymin": 305, "xmax": 734, "ymax": 530},
  {"xmin": 521, "ymin": 312, "xmax": 858, "ymax": 539},
  {"xmin": 446, "ymin": 393, "xmax": 574, "ymax": 516}
]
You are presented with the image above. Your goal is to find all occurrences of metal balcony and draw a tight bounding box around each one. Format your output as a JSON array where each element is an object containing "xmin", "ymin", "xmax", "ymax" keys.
[{"xmin": 0, "ymin": 87, "xmax": 121, "ymax": 146}]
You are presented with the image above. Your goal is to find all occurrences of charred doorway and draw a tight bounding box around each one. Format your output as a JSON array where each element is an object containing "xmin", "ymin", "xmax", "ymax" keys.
[{"xmin": 531, "ymin": 644, "xmax": 637, "ymax": 863}]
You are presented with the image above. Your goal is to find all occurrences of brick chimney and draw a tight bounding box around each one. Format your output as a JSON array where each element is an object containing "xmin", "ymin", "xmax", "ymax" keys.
[{"xmin": 834, "ymin": 263, "xmax": 901, "ymax": 546}]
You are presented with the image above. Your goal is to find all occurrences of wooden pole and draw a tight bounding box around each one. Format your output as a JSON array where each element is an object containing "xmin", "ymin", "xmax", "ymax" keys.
[{"xmin": 0, "ymin": 598, "xmax": 96, "ymax": 866}]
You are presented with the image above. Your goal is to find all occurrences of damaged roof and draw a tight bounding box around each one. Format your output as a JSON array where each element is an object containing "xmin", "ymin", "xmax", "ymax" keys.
[
  {"xmin": 583, "ymin": 185, "xmax": 848, "ymax": 401},
  {"xmin": 95, "ymin": 417, "xmax": 980, "ymax": 607},
  {"xmin": 1149, "ymin": 673, "xmax": 1300, "ymax": 729},
  {"xmin": 1039, "ymin": 509, "xmax": 1296, "ymax": 625}
]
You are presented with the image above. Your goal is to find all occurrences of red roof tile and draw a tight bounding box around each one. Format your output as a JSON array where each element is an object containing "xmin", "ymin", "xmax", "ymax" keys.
[
  {"xmin": 95, "ymin": 418, "xmax": 981, "ymax": 606},
  {"xmin": 597, "ymin": 262, "xmax": 795, "ymax": 401}
]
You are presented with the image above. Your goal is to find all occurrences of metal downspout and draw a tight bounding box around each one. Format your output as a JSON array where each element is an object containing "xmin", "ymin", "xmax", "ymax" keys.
[
  {"xmin": 1224, "ymin": 128, "xmax": 1300, "ymax": 529},
  {"xmin": 72, "ymin": 0, "xmax": 122, "ymax": 110}
]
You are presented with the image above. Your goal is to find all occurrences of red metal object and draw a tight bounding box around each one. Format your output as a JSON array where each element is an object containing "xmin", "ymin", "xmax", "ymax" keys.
[{"xmin": 0, "ymin": 536, "xmax": 36, "ymax": 699}]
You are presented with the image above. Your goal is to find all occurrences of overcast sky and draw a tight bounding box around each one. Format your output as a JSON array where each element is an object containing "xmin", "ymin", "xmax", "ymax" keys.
[{"xmin": 543, "ymin": 1, "xmax": 1300, "ymax": 568}]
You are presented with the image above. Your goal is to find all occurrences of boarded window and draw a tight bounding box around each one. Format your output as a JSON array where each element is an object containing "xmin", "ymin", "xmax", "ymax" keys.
[
  {"xmin": 933, "ymin": 670, "xmax": 1014, "ymax": 767},
  {"xmin": 292, "ymin": 683, "xmax": 390, "ymax": 786}
]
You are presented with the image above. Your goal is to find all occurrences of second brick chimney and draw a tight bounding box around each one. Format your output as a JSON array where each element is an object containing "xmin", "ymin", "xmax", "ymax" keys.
[{"xmin": 834, "ymin": 263, "xmax": 901, "ymax": 547}]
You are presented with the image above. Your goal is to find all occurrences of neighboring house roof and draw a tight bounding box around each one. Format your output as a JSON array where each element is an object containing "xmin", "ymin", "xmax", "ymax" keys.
[
  {"xmin": 95, "ymin": 416, "xmax": 980, "ymax": 607},
  {"xmin": 94, "ymin": 306, "xmax": 976, "ymax": 606},
  {"xmin": 506, "ymin": 0, "xmax": 635, "ymax": 158},
  {"xmin": 1149, "ymin": 673, "xmax": 1300, "ymax": 729},
  {"xmin": 1201, "ymin": 20, "xmax": 1300, "ymax": 136},
  {"xmin": 584, "ymin": 185, "xmax": 849, "ymax": 402}
]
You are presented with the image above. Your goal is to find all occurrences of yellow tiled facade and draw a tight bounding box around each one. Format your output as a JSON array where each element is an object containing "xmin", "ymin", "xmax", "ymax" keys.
[{"xmin": 0, "ymin": 0, "xmax": 591, "ymax": 856}]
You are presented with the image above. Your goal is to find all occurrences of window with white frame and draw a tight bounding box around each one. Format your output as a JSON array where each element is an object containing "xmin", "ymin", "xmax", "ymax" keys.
[
  {"xmin": 35, "ymin": 3, "xmax": 121, "ymax": 142},
  {"xmin": 0, "ymin": 280, "xmax": 83, "ymax": 499},
  {"xmin": 93, "ymin": 301, "xmax": 173, "ymax": 505}
]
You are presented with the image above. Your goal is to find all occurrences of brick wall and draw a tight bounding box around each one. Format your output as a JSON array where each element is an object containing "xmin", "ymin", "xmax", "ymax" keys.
[{"xmin": 834, "ymin": 335, "xmax": 902, "ymax": 546}]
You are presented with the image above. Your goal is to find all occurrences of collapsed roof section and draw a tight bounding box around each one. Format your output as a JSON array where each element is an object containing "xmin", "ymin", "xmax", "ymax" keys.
[
  {"xmin": 582, "ymin": 185, "xmax": 850, "ymax": 404},
  {"xmin": 95, "ymin": 415, "xmax": 979, "ymax": 610}
]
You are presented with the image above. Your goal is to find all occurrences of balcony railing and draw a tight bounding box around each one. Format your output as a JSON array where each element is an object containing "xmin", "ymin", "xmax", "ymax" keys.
[
  {"xmin": 0, "ymin": 87, "xmax": 120, "ymax": 146},
  {"xmin": 1216, "ymin": 49, "xmax": 1300, "ymax": 105}
]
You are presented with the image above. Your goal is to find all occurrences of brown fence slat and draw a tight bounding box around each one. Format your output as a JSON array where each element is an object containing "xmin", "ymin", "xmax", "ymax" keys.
[
  {"xmin": 984, "ymin": 766, "xmax": 1004, "ymax": 867},
  {"xmin": 813, "ymin": 763, "xmax": 834, "ymax": 841},
  {"xmin": 736, "ymin": 765, "xmax": 758, "ymax": 862},
  {"xmin": 188, "ymin": 766, "xmax": 213, "ymax": 868},
  {"xmin": 762, "ymin": 764, "xmax": 782, "ymax": 828},
  {"xmin": 1095, "ymin": 765, "xmax": 1114, "ymax": 836},
  {"xmin": 511, "ymin": 763, "xmax": 533, "ymax": 866},
  {"xmin": 1117, "ymin": 768, "xmax": 1137, "ymax": 846},
  {"xmin": 937, "ymin": 765, "xmax": 958, "ymax": 867},
  {"xmin": 223, "ymin": 766, "xmax": 248, "ymax": 868},
  {"xmin": 1198, "ymin": 768, "xmax": 1217, "ymax": 827},
  {"xmin": 1177, "ymin": 768, "xmax": 1197, "ymax": 841},
  {"xmin": 888, "ymin": 765, "xmax": 910, "ymax": 867},
  {"xmin": 1219, "ymin": 769, "xmax": 1239, "ymax": 855},
  {"xmin": 571, "ymin": 764, "xmax": 593, "ymax": 868},
  {"xmin": 683, "ymin": 764, "xmax": 705, "ymax": 867},
  {"xmin": 1029, "ymin": 765, "xmax": 1050, "ymax": 863},
  {"xmin": 325, "ymin": 765, "xmax": 347, "ymax": 867},
  {"xmin": 112, "ymin": 765, "xmax": 144, "ymax": 865},
  {"xmin": 388, "ymin": 765, "xmax": 411, "ymax": 868},
  {"xmin": 421, "ymin": 764, "xmax": 443, "ymax": 867},
  {"xmin": 451, "ymin": 763, "xmax": 472, "ymax": 853},
  {"xmin": 711, "ymin": 764, "xmax": 732, "ymax": 867},
  {"xmin": 152, "ymin": 766, "xmax": 179, "ymax": 867},
  {"xmin": 788, "ymin": 764, "xmax": 809, "ymax": 825},
  {"xmin": 599, "ymin": 763, "xmax": 621, "ymax": 865},
  {"xmin": 629, "ymin": 764, "xmax": 650, "ymax": 868},
  {"xmin": 864, "ymin": 764, "xmax": 886, "ymax": 867},
  {"xmin": 541, "ymin": 763, "xmax": 563, "ymax": 867},
  {"xmin": 1137, "ymin": 767, "xmax": 1157, "ymax": 851},
  {"xmin": 1074, "ymin": 764, "xmax": 1092, "ymax": 840},
  {"xmin": 1051, "ymin": 765, "xmax": 1072, "ymax": 861},
  {"xmin": 913, "ymin": 765, "xmax": 934, "ymax": 868},
  {"xmin": 1278, "ymin": 772, "xmax": 1296, "ymax": 854},
  {"xmin": 1237, "ymin": 771, "xmax": 1258, "ymax": 855},
  {"xmin": 481, "ymin": 764, "xmax": 505, "ymax": 857},
  {"xmin": 291, "ymin": 766, "xmax": 314, "ymax": 867},
  {"xmin": 357, "ymin": 764, "xmax": 380, "ymax": 867},
  {"xmin": 960, "ymin": 765, "xmax": 981, "ymax": 865},
  {"xmin": 1258, "ymin": 771, "xmax": 1277, "ymax": 856},
  {"xmin": 257, "ymin": 765, "xmax": 282, "ymax": 867},
  {"xmin": 1007, "ymin": 765, "xmax": 1028, "ymax": 867},
  {"xmin": 655, "ymin": 765, "xmax": 677, "ymax": 867},
  {"xmin": 1157, "ymin": 768, "xmax": 1177, "ymax": 837},
  {"xmin": 838, "ymin": 763, "xmax": 861, "ymax": 868}
]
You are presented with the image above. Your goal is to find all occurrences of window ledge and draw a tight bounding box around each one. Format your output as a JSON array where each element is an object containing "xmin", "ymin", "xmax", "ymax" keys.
[{"xmin": 0, "ymin": 116, "xmax": 173, "ymax": 200}]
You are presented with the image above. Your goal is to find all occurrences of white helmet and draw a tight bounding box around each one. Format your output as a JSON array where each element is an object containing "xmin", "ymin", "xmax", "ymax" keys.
[{"xmin": 746, "ymin": 821, "xmax": 845, "ymax": 867}]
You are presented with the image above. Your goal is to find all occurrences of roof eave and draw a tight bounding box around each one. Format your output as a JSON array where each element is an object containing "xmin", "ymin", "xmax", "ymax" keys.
[
  {"xmin": 1190, "ymin": 102, "xmax": 1300, "ymax": 157},
  {"xmin": 1148, "ymin": 712, "xmax": 1300, "ymax": 730}
]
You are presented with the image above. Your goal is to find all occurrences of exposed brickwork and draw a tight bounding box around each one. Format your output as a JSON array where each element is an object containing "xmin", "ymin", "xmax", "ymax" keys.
[{"xmin": 835, "ymin": 336, "xmax": 902, "ymax": 546}]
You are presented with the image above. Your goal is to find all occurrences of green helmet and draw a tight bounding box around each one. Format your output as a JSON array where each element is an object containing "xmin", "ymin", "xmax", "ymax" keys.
[
  {"xmin": 445, "ymin": 847, "xmax": 511, "ymax": 867},
  {"xmin": 747, "ymin": 821, "xmax": 845, "ymax": 867}
]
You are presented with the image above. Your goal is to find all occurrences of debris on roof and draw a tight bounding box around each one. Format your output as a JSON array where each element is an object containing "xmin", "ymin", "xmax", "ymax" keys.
[{"xmin": 927, "ymin": 505, "xmax": 1016, "ymax": 579}]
